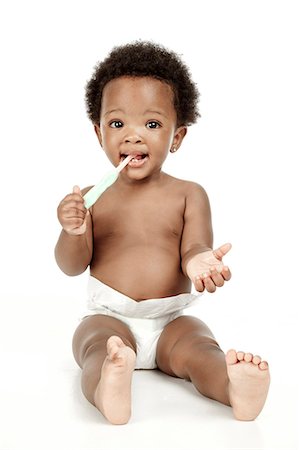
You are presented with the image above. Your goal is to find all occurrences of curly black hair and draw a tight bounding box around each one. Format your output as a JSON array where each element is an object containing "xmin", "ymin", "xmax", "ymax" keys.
[{"xmin": 85, "ymin": 41, "xmax": 200, "ymax": 127}]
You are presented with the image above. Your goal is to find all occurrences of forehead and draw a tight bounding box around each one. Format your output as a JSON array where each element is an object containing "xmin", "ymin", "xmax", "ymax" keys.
[{"xmin": 101, "ymin": 76, "xmax": 175, "ymax": 113}]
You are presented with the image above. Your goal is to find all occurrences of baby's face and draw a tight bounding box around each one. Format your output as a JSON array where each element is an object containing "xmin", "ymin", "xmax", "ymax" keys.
[{"xmin": 95, "ymin": 76, "xmax": 186, "ymax": 182}]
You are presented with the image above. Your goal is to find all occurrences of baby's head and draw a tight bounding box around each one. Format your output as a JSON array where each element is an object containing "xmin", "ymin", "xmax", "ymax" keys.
[{"xmin": 85, "ymin": 41, "xmax": 199, "ymax": 127}]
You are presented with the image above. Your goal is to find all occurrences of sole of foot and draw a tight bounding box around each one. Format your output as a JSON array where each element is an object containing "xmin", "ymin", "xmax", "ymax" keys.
[
  {"xmin": 94, "ymin": 335, "xmax": 136, "ymax": 425},
  {"xmin": 226, "ymin": 349, "xmax": 270, "ymax": 421}
]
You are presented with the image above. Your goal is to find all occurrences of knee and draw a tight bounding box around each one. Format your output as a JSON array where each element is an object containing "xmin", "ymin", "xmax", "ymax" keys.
[
  {"xmin": 82, "ymin": 333, "xmax": 136, "ymax": 366},
  {"xmin": 170, "ymin": 334, "xmax": 222, "ymax": 379},
  {"xmin": 72, "ymin": 315, "xmax": 137, "ymax": 367}
]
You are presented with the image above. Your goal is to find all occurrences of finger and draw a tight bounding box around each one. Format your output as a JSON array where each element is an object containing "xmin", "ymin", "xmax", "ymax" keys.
[
  {"xmin": 213, "ymin": 243, "xmax": 232, "ymax": 260},
  {"xmin": 61, "ymin": 199, "xmax": 86, "ymax": 212},
  {"xmin": 210, "ymin": 267, "xmax": 225, "ymax": 287},
  {"xmin": 62, "ymin": 208, "xmax": 86, "ymax": 220},
  {"xmin": 63, "ymin": 217, "xmax": 86, "ymax": 230},
  {"xmin": 61, "ymin": 195, "xmax": 86, "ymax": 208},
  {"xmin": 66, "ymin": 210, "xmax": 90, "ymax": 235},
  {"xmin": 73, "ymin": 185, "xmax": 82, "ymax": 196},
  {"xmin": 221, "ymin": 266, "xmax": 232, "ymax": 281},
  {"xmin": 61, "ymin": 200, "xmax": 86, "ymax": 212},
  {"xmin": 194, "ymin": 276, "xmax": 205, "ymax": 292},
  {"xmin": 201, "ymin": 274, "xmax": 216, "ymax": 293},
  {"xmin": 65, "ymin": 223, "xmax": 87, "ymax": 236}
]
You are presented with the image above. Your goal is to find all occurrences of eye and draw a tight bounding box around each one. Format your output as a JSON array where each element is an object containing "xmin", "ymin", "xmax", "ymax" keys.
[
  {"xmin": 146, "ymin": 121, "xmax": 161, "ymax": 129},
  {"xmin": 109, "ymin": 120, "xmax": 123, "ymax": 128}
]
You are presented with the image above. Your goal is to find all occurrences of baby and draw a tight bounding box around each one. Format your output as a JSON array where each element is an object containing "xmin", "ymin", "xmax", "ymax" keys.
[{"xmin": 55, "ymin": 41, "xmax": 270, "ymax": 425}]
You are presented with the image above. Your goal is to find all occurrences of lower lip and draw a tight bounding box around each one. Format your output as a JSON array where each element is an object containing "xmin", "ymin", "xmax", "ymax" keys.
[{"xmin": 127, "ymin": 156, "xmax": 149, "ymax": 168}]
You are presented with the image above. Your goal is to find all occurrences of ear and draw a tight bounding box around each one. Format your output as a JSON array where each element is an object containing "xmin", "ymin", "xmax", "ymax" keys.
[
  {"xmin": 172, "ymin": 126, "xmax": 187, "ymax": 151},
  {"xmin": 94, "ymin": 124, "xmax": 103, "ymax": 147}
]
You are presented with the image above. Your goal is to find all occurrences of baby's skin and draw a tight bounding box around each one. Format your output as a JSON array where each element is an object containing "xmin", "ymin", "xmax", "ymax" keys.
[
  {"xmin": 56, "ymin": 76, "xmax": 270, "ymax": 424},
  {"xmin": 97, "ymin": 338, "xmax": 269, "ymax": 424},
  {"xmin": 94, "ymin": 336, "xmax": 136, "ymax": 425}
]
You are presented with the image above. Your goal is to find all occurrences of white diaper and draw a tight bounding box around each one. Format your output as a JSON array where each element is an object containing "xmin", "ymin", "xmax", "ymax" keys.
[{"xmin": 83, "ymin": 276, "xmax": 202, "ymax": 370}]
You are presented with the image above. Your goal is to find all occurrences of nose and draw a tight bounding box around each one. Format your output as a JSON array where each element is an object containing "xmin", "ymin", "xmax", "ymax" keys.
[
  {"xmin": 125, "ymin": 135, "xmax": 142, "ymax": 144},
  {"xmin": 124, "ymin": 127, "xmax": 143, "ymax": 144}
]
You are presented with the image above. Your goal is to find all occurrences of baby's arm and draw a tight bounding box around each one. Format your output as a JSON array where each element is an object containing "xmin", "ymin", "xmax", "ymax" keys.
[
  {"xmin": 180, "ymin": 183, "xmax": 231, "ymax": 293},
  {"xmin": 55, "ymin": 186, "xmax": 93, "ymax": 276}
]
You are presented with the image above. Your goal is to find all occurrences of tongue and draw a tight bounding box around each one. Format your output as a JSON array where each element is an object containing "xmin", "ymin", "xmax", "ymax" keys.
[{"xmin": 132, "ymin": 155, "xmax": 143, "ymax": 160}]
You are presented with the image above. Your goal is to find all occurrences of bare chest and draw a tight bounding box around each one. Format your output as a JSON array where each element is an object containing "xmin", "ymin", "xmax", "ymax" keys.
[{"xmin": 91, "ymin": 187, "xmax": 185, "ymax": 244}]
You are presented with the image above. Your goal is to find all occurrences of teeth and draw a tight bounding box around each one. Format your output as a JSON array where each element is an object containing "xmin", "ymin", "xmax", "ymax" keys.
[{"xmin": 121, "ymin": 154, "xmax": 148, "ymax": 163}]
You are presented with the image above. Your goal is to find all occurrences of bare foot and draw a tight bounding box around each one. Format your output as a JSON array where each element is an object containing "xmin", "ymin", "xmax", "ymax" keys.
[
  {"xmin": 226, "ymin": 349, "xmax": 270, "ymax": 421},
  {"xmin": 94, "ymin": 336, "xmax": 136, "ymax": 425}
]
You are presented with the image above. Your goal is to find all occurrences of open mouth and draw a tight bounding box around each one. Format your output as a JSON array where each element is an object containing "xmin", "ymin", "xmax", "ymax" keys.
[
  {"xmin": 121, "ymin": 153, "xmax": 147, "ymax": 162},
  {"xmin": 120, "ymin": 152, "xmax": 149, "ymax": 168}
]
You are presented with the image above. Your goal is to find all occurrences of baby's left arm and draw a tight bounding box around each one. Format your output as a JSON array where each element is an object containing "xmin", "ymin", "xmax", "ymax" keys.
[{"xmin": 180, "ymin": 182, "xmax": 231, "ymax": 293}]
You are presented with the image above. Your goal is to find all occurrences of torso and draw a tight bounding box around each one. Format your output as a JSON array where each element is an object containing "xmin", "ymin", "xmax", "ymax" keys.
[{"xmin": 89, "ymin": 172, "xmax": 192, "ymax": 300}]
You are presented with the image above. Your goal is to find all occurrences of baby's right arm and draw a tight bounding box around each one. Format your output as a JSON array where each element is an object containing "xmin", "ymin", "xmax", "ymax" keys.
[{"xmin": 55, "ymin": 185, "xmax": 93, "ymax": 276}]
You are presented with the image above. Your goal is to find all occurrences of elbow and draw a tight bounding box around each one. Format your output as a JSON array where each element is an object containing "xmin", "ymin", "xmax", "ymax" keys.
[
  {"xmin": 56, "ymin": 264, "xmax": 89, "ymax": 277},
  {"xmin": 62, "ymin": 266, "xmax": 88, "ymax": 277},
  {"xmin": 54, "ymin": 249, "xmax": 89, "ymax": 276}
]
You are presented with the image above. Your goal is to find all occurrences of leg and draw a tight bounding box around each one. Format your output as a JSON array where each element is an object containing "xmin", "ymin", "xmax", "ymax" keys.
[
  {"xmin": 72, "ymin": 314, "xmax": 137, "ymax": 424},
  {"xmin": 156, "ymin": 316, "xmax": 270, "ymax": 420},
  {"xmin": 156, "ymin": 315, "xmax": 230, "ymax": 405}
]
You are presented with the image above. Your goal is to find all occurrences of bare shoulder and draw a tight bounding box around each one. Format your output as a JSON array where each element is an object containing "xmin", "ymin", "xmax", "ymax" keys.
[
  {"xmin": 169, "ymin": 175, "xmax": 213, "ymax": 255},
  {"xmin": 163, "ymin": 173, "xmax": 210, "ymax": 205}
]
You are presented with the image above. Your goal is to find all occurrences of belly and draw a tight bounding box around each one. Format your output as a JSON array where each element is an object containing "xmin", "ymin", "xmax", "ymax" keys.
[{"xmin": 90, "ymin": 244, "xmax": 191, "ymax": 300}]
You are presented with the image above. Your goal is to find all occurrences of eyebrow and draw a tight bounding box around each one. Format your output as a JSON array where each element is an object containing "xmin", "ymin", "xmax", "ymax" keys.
[
  {"xmin": 103, "ymin": 108, "xmax": 167, "ymax": 117},
  {"xmin": 103, "ymin": 108, "xmax": 125, "ymax": 117},
  {"xmin": 144, "ymin": 109, "xmax": 167, "ymax": 117}
]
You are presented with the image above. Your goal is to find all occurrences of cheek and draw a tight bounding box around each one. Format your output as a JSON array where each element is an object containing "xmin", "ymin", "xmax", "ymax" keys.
[
  {"xmin": 150, "ymin": 129, "xmax": 172, "ymax": 147},
  {"xmin": 100, "ymin": 129, "xmax": 118, "ymax": 148}
]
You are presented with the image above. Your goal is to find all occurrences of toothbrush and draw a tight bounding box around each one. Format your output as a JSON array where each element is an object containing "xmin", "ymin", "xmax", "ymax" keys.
[{"xmin": 83, "ymin": 155, "xmax": 133, "ymax": 209}]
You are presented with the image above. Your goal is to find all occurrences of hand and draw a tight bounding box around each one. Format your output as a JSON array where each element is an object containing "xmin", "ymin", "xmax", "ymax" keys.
[
  {"xmin": 186, "ymin": 243, "xmax": 232, "ymax": 293},
  {"xmin": 57, "ymin": 185, "xmax": 89, "ymax": 236}
]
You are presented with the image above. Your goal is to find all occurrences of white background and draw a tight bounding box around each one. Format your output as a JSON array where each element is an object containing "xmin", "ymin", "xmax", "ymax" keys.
[{"xmin": 0, "ymin": 1, "xmax": 298, "ymax": 449}]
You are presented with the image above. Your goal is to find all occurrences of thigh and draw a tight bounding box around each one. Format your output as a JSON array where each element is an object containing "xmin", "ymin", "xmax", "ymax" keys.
[
  {"xmin": 156, "ymin": 315, "xmax": 218, "ymax": 378},
  {"xmin": 72, "ymin": 314, "xmax": 137, "ymax": 368}
]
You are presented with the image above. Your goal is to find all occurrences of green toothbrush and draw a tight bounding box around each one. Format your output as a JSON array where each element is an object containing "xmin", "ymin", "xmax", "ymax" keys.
[{"xmin": 83, "ymin": 155, "xmax": 133, "ymax": 209}]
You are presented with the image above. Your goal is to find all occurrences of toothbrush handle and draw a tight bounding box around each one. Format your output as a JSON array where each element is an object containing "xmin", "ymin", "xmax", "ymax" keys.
[
  {"xmin": 83, "ymin": 171, "xmax": 118, "ymax": 209},
  {"xmin": 83, "ymin": 155, "xmax": 132, "ymax": 209},
  {"xmin": 116, "ymin": 154, "xmax": 132, "ymax": 173}
]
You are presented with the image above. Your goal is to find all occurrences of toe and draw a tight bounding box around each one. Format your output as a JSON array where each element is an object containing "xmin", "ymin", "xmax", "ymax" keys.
[
  {"xmin": 107, "ymin": 336, "xmax": 123, "ymax": 359},
  {"xmin": 109, "ymin": 335, "xmax": 125, "ymax": 346},
  {"xmin": 226, "ymin": 349, "xmax": 238, "ymax": 365},
  {"xmin": 252, "ymin": 355, "xmax": 262, "ymax": 365},
  {"xmin": 244, "ymin": 352, "xmax": 253, "ymax": 363},
  {"xmin": 237, "ymin": 351, "xmax": 245, "ymax": 361},
  {"xmin": 259, "ymin": 361, "xmax": 269, "ymax": 370}
]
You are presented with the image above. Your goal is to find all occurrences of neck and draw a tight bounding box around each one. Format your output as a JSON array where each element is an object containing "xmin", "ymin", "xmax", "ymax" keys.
[{"xmin": 117, "ymin": 170, "xmax": 165, "ymax": 188}]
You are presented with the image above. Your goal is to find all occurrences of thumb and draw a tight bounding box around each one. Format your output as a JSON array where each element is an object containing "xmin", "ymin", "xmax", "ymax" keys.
[
  {"xmin": 213, "ymin": 243, "xmax": 232, "ymax": 260},
  {"xmin": 73, "ymin": 185, "xmax": 82, "ymax": 196}
]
